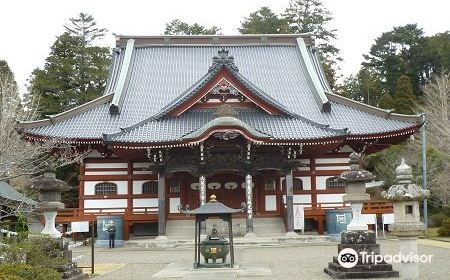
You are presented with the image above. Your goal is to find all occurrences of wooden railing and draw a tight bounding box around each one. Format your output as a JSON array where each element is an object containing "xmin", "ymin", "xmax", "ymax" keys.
[
  {"xmin": 280, "ymin": 201, "xmax": 393, "ymax": 234},
  {"xmin": 55, "ymin": 207, "xmax": 159, "ymax": 223}
]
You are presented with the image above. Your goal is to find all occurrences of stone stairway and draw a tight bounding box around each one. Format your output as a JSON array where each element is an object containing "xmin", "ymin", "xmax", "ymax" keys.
[{"xmin": 166, "ymin": 217, "xmax": 286, "ymax": 239}]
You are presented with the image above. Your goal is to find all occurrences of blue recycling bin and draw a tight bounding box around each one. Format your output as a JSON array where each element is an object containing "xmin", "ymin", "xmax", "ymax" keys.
[
  {"xmin": 96, "ymin": 216, "xmax": 124, "ymax": 248},
  {"xmin": 325, "ymin": 208, "xmax": 352, "ymax": 235}
]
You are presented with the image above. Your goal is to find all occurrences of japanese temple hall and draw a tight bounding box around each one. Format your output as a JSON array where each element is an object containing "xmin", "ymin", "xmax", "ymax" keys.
[{"xmin": 19, "ymin": 34, "xmax": 423, "ymax": 239}]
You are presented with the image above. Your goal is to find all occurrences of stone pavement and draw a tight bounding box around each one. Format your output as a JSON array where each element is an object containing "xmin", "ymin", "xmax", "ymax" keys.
[{"xmin": 72, "ymin": 239, "xmax": 449, "ymax": 280}]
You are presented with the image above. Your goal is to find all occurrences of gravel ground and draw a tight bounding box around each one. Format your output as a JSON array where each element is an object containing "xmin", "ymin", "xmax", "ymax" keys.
[{"xmin": 72, "ymin": 240, "xmax": 449, "ymax": 280}]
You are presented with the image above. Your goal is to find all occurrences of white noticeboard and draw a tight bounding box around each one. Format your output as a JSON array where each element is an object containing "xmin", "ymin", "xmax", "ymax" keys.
[
  {"xmin": 361, "ymin": 214, "xmax": 376, "ymax": 225},
  {"xmin": 293, "ymin": 205, "xmax": 304, "ymax": 233},
  {"xmin": 382, "ymin": 213, "xmax": 395, "ymax": 225},
  {"xmin": 382, "ymin": 213, "xmax": 395, "ymax": 238},
  {"xmin": 71, "ymin": 221, "xmax": 90, "ymax": 233}
]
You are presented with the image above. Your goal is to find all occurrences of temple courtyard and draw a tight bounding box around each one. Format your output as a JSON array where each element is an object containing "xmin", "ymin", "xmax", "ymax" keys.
[{"xmin": 72, "ymin": 239, "xmax": 450, "ymax": 280}]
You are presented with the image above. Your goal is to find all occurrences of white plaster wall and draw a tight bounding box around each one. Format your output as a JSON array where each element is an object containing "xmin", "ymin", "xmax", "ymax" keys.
[
  {"xmin": 298, "ymin": 176, "xmax": 311, "ymax": 190},
  {"xmin": 283, "ymin": 194, "xmax": 311, "ymax": 205},
  {"xmin": 84, "ymin": 199, "xmax": 127, "ymax": 209},
  {"xmin": 133, "ymin": 198, "xmax": 158, "ymax": 208},
  {"xmin": 315, "ymin": 158, "xmax": 349, "ymax": 164},
  {"xmin": 132, "ymin": 180, "xmax": 146, "ymax": 194},
  {"xmin": 84, "ymin": 171, "xmax": 127, "ymax": 175},
  {"xmin": 279, "ymin": 176, "xmax": 311, "ymax": 190},
  {"xmin": 169, "ymin": 198, "xmax": 181, "ymax": 213},
  {"xmin": 84, "ymin": 181, "xmax": 128, "ymax": 195},
  {"xmin": 265, "ymin": 195, "xmax": 277, "ymax": 211},
  {"xmin": 316, "ymin": 166, "xmax": 350, "ymax": 171},
  {"xmin": 297, "ymin": 167, "xmax": 310, "ymax": 171},
  {"xmin": 85, "ymin": 163, "xmax": 128, "ymax": 169},
  {"xmin": 317, "ymin": 194, "xmax": 345, "ymax": 206},
  {"xmin": 133, "ymin": 171, "xmax": 153, "ymax": 175},
  {"xmin": 316, "ymin": 176, "xmax": 334, "ymax": 190},
  {"xmin": 133, "ymin": 162, "xmax": 151, "ymax": 168},
  {"xmin": 293, "ymin": 194, "xmax": 311, "ymax": 204}
]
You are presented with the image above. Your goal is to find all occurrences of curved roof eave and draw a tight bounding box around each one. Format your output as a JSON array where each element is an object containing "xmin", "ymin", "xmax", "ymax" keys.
[
  {"xmin": 180, "ymin": 116, "xmax": 272, "ymax": 142},
  {"xmin": 17, "ymin": 94, "xmax": 113, "ymax": 130},
  {"xmin": 326, "ymin": 93, "xmax": 424, "ymax": 123}
]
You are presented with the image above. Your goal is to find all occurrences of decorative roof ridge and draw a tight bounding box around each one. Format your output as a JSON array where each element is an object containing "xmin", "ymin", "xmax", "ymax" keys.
[
  {"xmin": 326, "ymin": 93, "xmax": 424, "ymax": 123},
  {"xmin": 110, "ymin": 39, "xmax": 135, "ymax": 115},
  {"xmin": 309, "ymin": 46, "xmax": 333, "ymax": 94},
  {"xmin": 180, "ymin": 115, "xmax": 272, "ymax": 142},
  {"xmin": 18, "ymin": 94, "xmax": 113, "ymax": 130},
  {"xmin": 115, "ymin": 33, "xmax": 315, "ymax": 47},
  {"xmin": 296, "ymin": 37, "xmax": 331, "ymax": 112},
  {"xmin": 151, "ymin": 49, "xmax": 297, "ymax": 119}
]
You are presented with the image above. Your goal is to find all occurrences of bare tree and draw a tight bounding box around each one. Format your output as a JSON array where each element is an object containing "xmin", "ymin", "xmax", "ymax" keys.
[
  {"xmin": 0, "ymin": 69, "xmax": 85, "ymax": 183},
  {"xmin": 419, "ymin": 72, "xmax": 450, "ymax": 207}
]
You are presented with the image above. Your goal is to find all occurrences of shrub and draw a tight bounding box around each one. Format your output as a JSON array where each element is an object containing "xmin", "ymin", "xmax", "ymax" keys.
[
  {"xmin": 428, "ymin": 213, "xmax": 447, "ymax": 227},
  {"xmin": 0, "ymin": 263, "xmax": 59, "ymax": 280},
  {"xmin": 437, "ymin": 218, "xmax": 450, "ymax": 237},
  {"xmin": 0, "ymin": 234, "xmax": 67, "ymax": 268},
  {"xmin": 441, "ymin": 207, "xmax": 450, "ymax": 217}
]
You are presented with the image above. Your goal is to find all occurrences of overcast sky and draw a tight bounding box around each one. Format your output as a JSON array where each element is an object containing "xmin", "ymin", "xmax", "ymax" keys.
[{"xmin": 1, "ymin": 0, "xmax": 448, "ymax": 93}]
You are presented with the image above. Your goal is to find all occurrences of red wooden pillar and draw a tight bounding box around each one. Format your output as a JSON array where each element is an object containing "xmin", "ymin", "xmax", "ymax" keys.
[
  {"xmin": 125, "ymin": 161, "xmax": 133, "ymax": 240},
  {"xmin": 79, "ymin": 163, "xmax": 85, "ymax": 215}
]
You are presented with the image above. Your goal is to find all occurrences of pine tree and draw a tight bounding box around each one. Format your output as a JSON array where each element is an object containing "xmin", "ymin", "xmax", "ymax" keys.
[
  {"xmin": 64, "ymin": 13, "xmax": 107, "ymax": 46},
  {"xmin": 164, "ymin": 19, "xmax": 220, "ymax": 35},
  {"xmin": 239, "ymin": 7, "xmax": 287, "ymax": 34},
  {"xmin": 393, "ymin": 75, "xmax": 416, "ymax": 114},
  {"xmin": 284, "ymin": 0, "xmax": 339, "ymax": 60},
  {"xmin": 378, "ymin": 94, "xmax": 395, "ymax": 110},
  {"xmin": 29, "ymin": 14, "xmax": 110, "ymax": 117}
]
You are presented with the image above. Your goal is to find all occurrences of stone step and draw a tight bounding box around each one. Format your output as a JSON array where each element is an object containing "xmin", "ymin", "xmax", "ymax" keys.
[
  {"xmin": 324, "ymin": 267, "xmax": 399, "ymax": 279},
  {"xmin": 328, "ymin": 262, "xmax": 395, "ymax": 272},
  {"xmin": 166, "ymin": 217, "xmax": 286, "ymax": 238}
]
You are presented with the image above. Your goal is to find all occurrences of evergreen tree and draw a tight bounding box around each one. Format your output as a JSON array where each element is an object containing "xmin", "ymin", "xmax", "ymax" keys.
[
  {"xmin": 29, "ymin": 14, "xmax": 110, "ymax": 117},
  {"xmin": 239, "ymin": 7, "xmax": 287, "ymax": 34},
  {"xmin": 64, "ymin": 13, "xmax": 107, "ymax": 46},
  {"xmin": 238, "ymin": 0, "xmax": 340, "ymax": 89},
  {"xmin": 393, "ymin": 75, "xmax": 415, "ymax": 114},
  {"xmin": 283, "ymin": 0, "xmax": 340, "ymax": 89},
  {"xmin": 0, "ymin": 60, "xmax": 17, "ymax": 98},
  {"xmin": 339, "ymin": 68, "xmax": 385, "ymax": 106},
  {"xmin": 284, "ymin": 0, "xmax": 339, "ymax": 59},
  {"xmin": 164, "ymin": 19, "xmax": 220, "ymax": 35},
  {"xmin": 378, "ymin": 93, "xmax": 395, "ymax": 110},
  {"xmin": 363, "ymin": 24, "xmax": 425, "ymax": 95}
]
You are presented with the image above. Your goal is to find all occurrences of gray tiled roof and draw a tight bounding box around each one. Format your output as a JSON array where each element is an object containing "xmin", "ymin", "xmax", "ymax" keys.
[
  {"xmin": 106, "ymin": 109, "xmax": 342, "ymax": 143},
  {"xmin": 23, "ymin": 36, "xmax": 421, "ymax": 143},
  {"xmin": 0, "ymin": 181, "xmax": 37, "ymax": 205}
]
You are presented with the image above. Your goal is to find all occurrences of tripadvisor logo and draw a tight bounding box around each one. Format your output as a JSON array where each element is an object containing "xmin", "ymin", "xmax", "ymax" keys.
[
  {"xmin": 338, "ymin": 248, "xmax": 358, "ymax": 268},
  {"xmin": 338, "ymin": 248, "xmax": 434, "ymax": 269}
]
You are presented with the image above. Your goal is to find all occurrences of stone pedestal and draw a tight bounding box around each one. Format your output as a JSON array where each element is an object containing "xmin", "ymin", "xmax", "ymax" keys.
[
  {"xmin": 324, "ymin": 231, "xmax": 399, "ymax": 279},
  {"xmin": 38, "ymin": 201, "xmax": 64, "ymax": 238},
  {"xmin": 58, "ymin": 239, "xmax": 88, "ymax": 280}
]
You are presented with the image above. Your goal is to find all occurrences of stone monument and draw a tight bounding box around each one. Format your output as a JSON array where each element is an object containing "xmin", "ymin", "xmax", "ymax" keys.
[
  {"xmin": 382, "ymin": 159, "xmax": 429, "ymax": 280},
  {"xmin": 324, "ymin": 152, "xmax": 398, "ymax": 279}
]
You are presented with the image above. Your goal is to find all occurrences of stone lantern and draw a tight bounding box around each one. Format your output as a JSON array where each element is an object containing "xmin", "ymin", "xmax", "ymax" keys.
[
  {"xmin": 32, "ymin": 172, "xmax": 70, "ymax": 238},
  {"xmin": 340, "ymin": 152, "xmax": 373, "ymax": 231},
  {"xmin": 382, "ymin": 159, "xmax": 429, "ymax": 280},
  {"xmin": 324, "ymin": 152, "xmax": 398, "ymax": 279}
]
